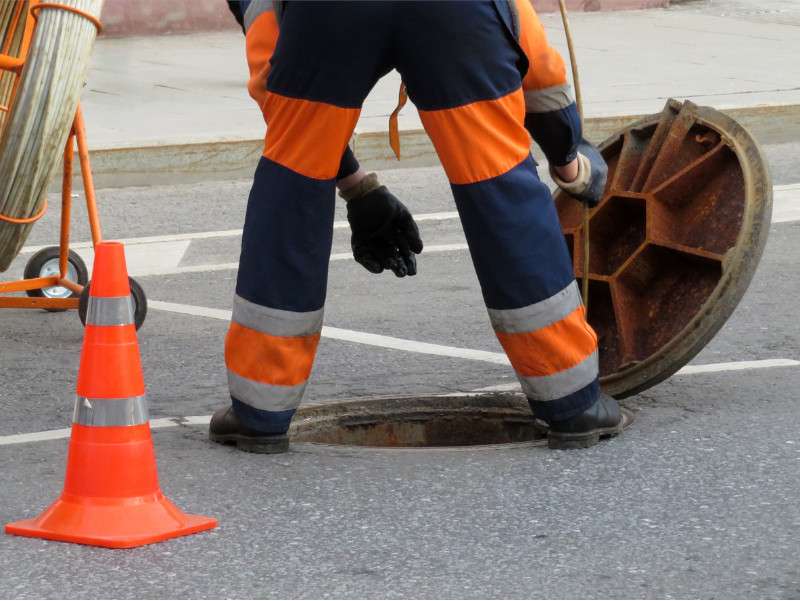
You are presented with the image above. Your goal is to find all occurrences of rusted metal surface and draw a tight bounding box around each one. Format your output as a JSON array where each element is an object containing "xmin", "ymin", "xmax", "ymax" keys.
[
  {"xmin": 556, "ymin": 99, "xmax": 773, "ymax": 398},
  {"xmin": 289, "ymin": 394, "xmax": 546, "ymax": 448}
]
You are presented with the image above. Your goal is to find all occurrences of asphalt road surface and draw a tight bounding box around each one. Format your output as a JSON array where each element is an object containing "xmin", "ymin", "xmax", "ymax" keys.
[{"xmin": 0, "ymin": 142, "xmax": 798, "ymax": 599}]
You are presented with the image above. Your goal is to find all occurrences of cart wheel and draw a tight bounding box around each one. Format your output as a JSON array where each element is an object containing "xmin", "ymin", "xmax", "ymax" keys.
[
  {"xmin": 24, "ymin": 247, "xmax": 89, "ymax": 312},
  {"xmin": 78, "ymin": 277, "xmax": 148, "ymax": 331}
]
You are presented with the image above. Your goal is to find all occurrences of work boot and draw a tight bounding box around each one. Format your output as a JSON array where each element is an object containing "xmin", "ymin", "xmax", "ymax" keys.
[
  {"xmin": 209, "ymin": 406, "xmax": 289, "ymax": 454},
  {"xmin": 546, "ymin": 393, "xmax": 625, "ymax": 450}
]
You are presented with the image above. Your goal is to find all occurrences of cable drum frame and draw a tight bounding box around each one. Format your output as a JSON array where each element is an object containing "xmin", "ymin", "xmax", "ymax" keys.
[{"xmin": 0, "ymin": 1, "xmax": 106, "ymax": 315}]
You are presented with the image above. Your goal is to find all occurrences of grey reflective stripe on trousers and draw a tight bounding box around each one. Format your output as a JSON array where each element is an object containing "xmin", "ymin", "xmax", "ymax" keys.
[
  {"xmin": 488, "ymin": 281, "xmax": 582, "ymax": 335},
  {"xmin": 73, "ymin": 395, "xmax": 149, "ymax": 427},
  {"xmin": 231, "ymin": 294, "xmax": 324, "ymax": 338},
  {"xmin": 227, "ymin": 370, "xmax": 306, "ymax": 413},
  {"xmin": 517, "ymin": 350, "xmax": 599, "ymax": 401},
  {"xmin": 86, "ymin": 295, "xmax": 135, "ymax": 326}
]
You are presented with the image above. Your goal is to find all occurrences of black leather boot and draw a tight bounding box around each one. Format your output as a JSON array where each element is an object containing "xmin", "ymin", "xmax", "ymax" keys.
[
  {"xmin": 546, "ymin": 393, "xmax": 625, "ymax": 450},
  {"xmin": 209, "ymin": 406, "xmax": 289, "ymax": 454}
]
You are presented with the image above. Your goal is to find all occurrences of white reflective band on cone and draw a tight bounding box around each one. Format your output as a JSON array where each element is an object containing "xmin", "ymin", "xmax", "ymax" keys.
[
  {"xmin": 73, "ymin": 395, "xmax": 149, "ymax": 427},
  {"xmin": 86, "ymin": 295, "xmax": 135, "ymax": 326}
]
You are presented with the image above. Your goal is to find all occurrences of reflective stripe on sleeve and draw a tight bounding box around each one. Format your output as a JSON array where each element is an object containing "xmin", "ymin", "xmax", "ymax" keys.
[
  {"xmin": 524, "ymin": 83, "xmax": 574, "ymax": 113},
  {"xmin": 231, "ymin": 294, "xmax": 324, "ymax": 338},
  {"xmin": 244, "ymin": 0, "xmax": 273, "ymax": 33},
  {"xmin": 73, "ymin": 395, "xmax": 149, "ymax": 427},
  {"xmin": 227, "ymin": 371, "xmax": 307, "ymax": 413},
  {"xmin": 86, "ymin": 295, "xmax": 135, "ymax": 326},
  {"xmin": 518, "ymin": 350, "xmax": 598, "ymax": 401},
  {"xmin": 488, "ymin": 281, "xmax": 582, "ymax": 335}
]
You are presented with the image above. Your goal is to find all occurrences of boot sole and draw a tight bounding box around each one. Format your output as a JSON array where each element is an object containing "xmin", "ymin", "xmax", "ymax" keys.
[
  {"xmin": 546, "ymin": 408, "xmax": 635, "ymax": 450},
  {"xmin": 209, "ymin": 432, "xmax": 290, "ymax": 454}
]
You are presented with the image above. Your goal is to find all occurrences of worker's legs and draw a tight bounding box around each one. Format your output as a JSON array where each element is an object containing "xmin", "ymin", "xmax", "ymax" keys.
[
  {"xmin": 392, "ymin": 1, "xmax": 599, "ymax": 422},
  {"xmin": 221, "ymin": 3, "xmax": 393, "ymax": 437}
]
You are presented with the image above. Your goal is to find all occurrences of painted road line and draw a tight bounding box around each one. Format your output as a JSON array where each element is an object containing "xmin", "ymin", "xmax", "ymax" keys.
[
  {"xmin": 329, "ymin": 243, "xmax": 468, "ymax": 263},
  {"xmin": 4, "ymin": 357, "xmax": 799, "ymax": 447},
  {"xmin": 148, "ymin": 301, "xmax": 800, "ymax": 372},
  {"xmin": 15, "ymin": 187, "xmax": 797, "ymax": 278},
  {"xmin": 674, "ymin": 358, "xmax": 800, "ymax": 374},
  {"xmin": 773, "ymin": 184, "xmax": 800, "ymax": 223},
  {"xmin": 0, "ymin": 428, "xmax": 72, "ymax": 445},
  {"xmin": 475, "ymin": 359, "xmax": 800, "ymax": 391},
  {"xmin": 18, "ymin": 228, "xmax": 245, "ymax": 255},
  {"xmin": 322, "ymin": 326, "xmax": 510, "ymax": 365},
  {"xmin": 122, "ymin": 243, "xmax": 470, "ymax": 277},
  {"xmin": 18, "ymin": 212, "xmax": 462, "ymax": 255},
  {"xmin": 148, "ymin": 300, "xmax": 230, "ymax": 320},
  {"xmin": 16, "ymin": 184, "xmax": 800, "ymax": 258},
  {"xmin": 147, "ymin": 300, "xmax": 511, "ymax": 365}
]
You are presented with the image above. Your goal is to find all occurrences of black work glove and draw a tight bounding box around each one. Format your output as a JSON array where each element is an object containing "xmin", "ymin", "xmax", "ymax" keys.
[
  {"xmin": 345, "ymin": 181, "xmax": 423, "ymax": 278},
  {"xmin": 549, "ymin": 138, "xmax": 608, "ymax": 208}
]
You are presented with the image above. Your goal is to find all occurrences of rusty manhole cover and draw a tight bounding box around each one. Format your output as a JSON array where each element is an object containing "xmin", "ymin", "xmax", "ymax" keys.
[
  {"xmin": 557, "ymin": 99, "xmax": 772, "ymax": 398},
  {"xmin": 289, "ymin": 394, "xmax": 547, "ymax": 449}
]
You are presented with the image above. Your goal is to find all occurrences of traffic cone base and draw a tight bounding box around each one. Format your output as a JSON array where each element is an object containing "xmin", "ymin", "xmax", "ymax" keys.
[
  {"xmin": 5, "ymin": 422, "xmax": 217, "ymax": 548},
  {"xmin": 5, "ymin": 498, "xmax": 217, "ymax": 549}
]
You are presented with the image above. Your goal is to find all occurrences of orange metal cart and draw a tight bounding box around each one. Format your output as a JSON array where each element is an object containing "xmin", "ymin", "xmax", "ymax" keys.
[{"xmin": 0, "ymin": 1, "xmax": 146, "ymax": 328}]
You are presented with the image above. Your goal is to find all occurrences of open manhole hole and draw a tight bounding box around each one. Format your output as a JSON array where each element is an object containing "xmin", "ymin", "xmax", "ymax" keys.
[{"xmin": 288, "ymin": 393, "xmax": 547, "ymax": 449}]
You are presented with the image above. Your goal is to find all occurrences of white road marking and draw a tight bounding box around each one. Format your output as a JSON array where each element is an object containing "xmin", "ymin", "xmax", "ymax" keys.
[
  {"xmin": 322, "ymin": 325, "xmax": 510, "ymax": 365},
  {"xmin": 474, "ymin": 382, "xmax": 523, "ymax": 392},
  {"xmin": 71, "ymin": 240, "xmax": 192, "ymax": 278},
  {"xmin": 132, "ymin": 243, "xmax": 470, "ymax": 277},
  {"xmin": 475, "ymin": 359, "xmax": 800, "ymax": 392},
  {"xmin": 6, "ymin": 191, "xmax": 799, "ymax": 447},
  {"xmin": 773, "ymin": 184, "xmax": 800, "ymax": 223},
  {"xmin": 149, "ymin": 301, "xmax": 800, "ymax": 374},
  {"xmin": 1, "ymin": 428, "xmax": 72, "ymax": 445},
  {"xmin": 18, "ymin": 229, "xmax": 246, "ymax": 254},
  {"xmin": 674, "ymin": 358, "xmax": 800, "ymax": 374},
  {"xmin": 14, "ymin": 187, "xmax": 798, "ymax": 278},
  {"xmin": 3, "ymin": 354, "xmax": 798, "ymax": 447},
  {"xmin": 148, "ymin": 300, "xmax": 511, "ymax": 365},
  {"xmin": 148, "ymin": 299, "xmax": 231, "ymax": 320},
  {"xmin": 18, "ymin": 212, "xmax": 461, "ymax": 254}
]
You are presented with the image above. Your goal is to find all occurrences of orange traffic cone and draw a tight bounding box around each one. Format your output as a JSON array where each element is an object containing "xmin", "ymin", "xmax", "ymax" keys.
[{"xmin": 5, "ymin": 241, "xmax": 217, "ymax": 548}]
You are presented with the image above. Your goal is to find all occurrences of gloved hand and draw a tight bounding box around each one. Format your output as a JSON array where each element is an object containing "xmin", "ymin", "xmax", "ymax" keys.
[
  {"xmin": 549, "ymin": 138, "xmax": 608, "ymax": 208},
  {"xmin": 344, "ymin": 174, "xmax": 423, "ymax": 277}
]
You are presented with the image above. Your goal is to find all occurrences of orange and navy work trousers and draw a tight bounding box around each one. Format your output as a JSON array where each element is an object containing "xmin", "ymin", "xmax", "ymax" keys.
[{"xmin": 225, "ymin": 1, "xmax": 600, "ymax": 433}]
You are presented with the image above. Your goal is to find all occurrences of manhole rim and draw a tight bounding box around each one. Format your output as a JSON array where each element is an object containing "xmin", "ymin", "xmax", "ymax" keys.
[{"xmin": 288, "ymin": 392, "xmax": 549, "ymax": 451}]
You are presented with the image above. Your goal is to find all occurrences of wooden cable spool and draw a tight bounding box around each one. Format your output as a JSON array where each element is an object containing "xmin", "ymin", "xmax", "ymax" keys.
[{"xmin": 0, "ymin": 0, "xmax": 104, "ymax": 272}]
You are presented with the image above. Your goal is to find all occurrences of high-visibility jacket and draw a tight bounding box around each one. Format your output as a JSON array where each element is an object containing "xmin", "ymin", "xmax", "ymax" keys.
[{"xmin": 225, "ymin": 1, "xmax": 599, "ymax": 433}]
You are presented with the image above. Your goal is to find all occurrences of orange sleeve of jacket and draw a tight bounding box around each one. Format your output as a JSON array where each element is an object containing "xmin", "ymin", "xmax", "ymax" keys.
[
  {"xmin": 513, "ymin": 0, "xmax": 575, "ymax": 115},
  {"xmin": 245, "ymin": 10, "xmax": 280, "ymax": 117}
]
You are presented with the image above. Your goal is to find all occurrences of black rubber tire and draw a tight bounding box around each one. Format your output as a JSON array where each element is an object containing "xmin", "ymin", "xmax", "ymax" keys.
[
  {"xmin": 23, "ymin": 247, "xmax": 89, "ymax": 312},
  {"xmin": 78, "ymin": 276, "xmax": 148, "ymax": 331}
]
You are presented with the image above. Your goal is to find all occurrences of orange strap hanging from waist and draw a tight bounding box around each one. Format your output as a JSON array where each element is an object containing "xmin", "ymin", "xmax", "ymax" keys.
[{"xmin": 388, "ymin": 82, "xmax": 408, "ymax": 160}]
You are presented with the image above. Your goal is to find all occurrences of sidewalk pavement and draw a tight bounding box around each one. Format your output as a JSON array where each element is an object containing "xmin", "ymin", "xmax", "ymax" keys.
[{"xmin": 77, "ymin": 0, "xmax": 800, "ymax": 188}]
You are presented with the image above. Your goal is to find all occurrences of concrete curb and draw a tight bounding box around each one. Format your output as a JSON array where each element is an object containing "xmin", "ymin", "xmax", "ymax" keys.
[{"xmin": 77, "ymin": 103, "xmax": 800, "ymax": 189}]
